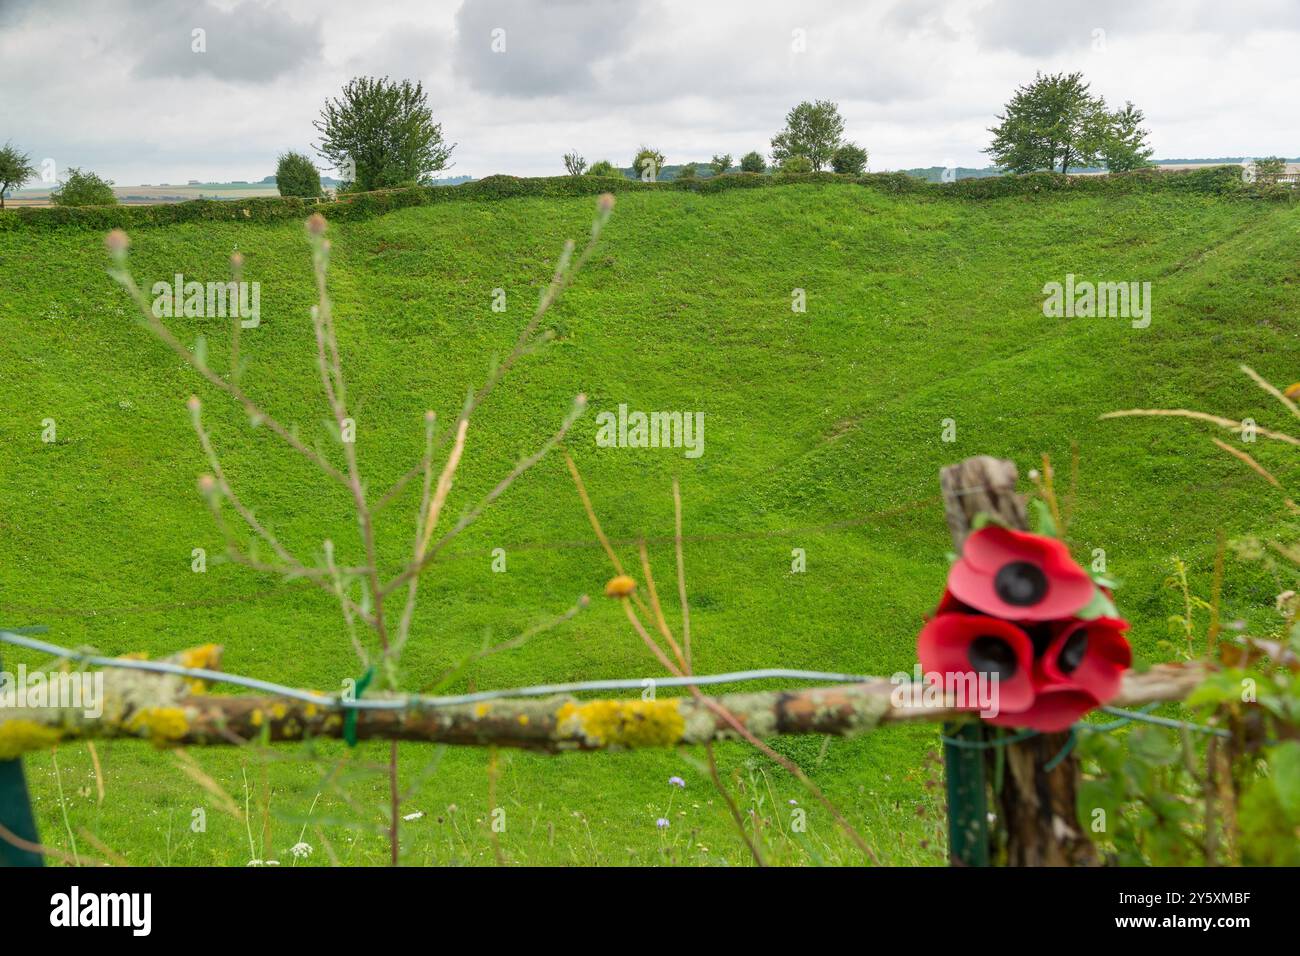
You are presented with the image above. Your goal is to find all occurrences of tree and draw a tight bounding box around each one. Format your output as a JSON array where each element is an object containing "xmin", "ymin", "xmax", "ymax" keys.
[
  {"xmin": 709, "ymin": 153, "xmax": 732, "ymax": 176},
  {"xmin": 985, "ymin": 72, "xmax": 1110, "ymax": 174},
  {"xmin": 739, "ymin": 150, "xmax": 766, "ymax": 173},
  {"xmin": 770, "ymin": 100, "xmax": 845, "ymax": 171},
  {"xmin": 1101, "ymin": 102, "xmax": 1154, "ymax": 173},
  {"xmin": 831, "ymin": 142, "xmax": 868, "ymax": 175},
  {"xmin": 275, "ymin": 151, "xmax": 323, "ymax": 198},
  {"xmin": 314, "ymin": 76, "xmax": 455, "ymax": 192},
  {"xmin": 563, "ymin": 152, "xmax": 587, "ymax": 176},
  {"xmin": 678, "ymin": 162, "xmax": 698, "ymax": 180},
  {"xmin": 777, "ymin": 155, "xmax": 813, "ymax": 174},
  {"xmin": 0, "ymin": 142, "xmax": 35, "ymax": 210},
  {"xmin": 50, "ymin": 167, "xmax": 117, "ymax": 206},
  {"xmin": 585, "ymin": 160, "xmax": 617, "ymax": 177},
  {"xmin": 632, "ymin": 146, "xmax": 665, "ymax": 182}
]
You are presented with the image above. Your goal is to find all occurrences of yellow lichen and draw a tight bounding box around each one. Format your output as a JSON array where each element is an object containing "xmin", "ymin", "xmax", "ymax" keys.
[
  {"xmin": 517, "ymin": 714, "xmax": 530, "ymax": 726},
  {"xmin": 250, "ymin": 709, "xmax": 264, "ymax": 727},
  {"xmin": 0, "ymin": 720, "xmax": 64, "ymax": 758},
  {"xmin": 556, "ymin": 698, "xmax": 684, "ymax": 748},
  {"xmin": 270, "ymin": 703, "xmax": 287, "ymax": 720},
  {"xmin": 125, "ymin": 707, "xmax": 189, "ymax": 746},
  {"xmin": 474, "ymin": 702, "xmax": 491, "ymax": 718},
  {"xmin": 178, "ymin": 643, "xmax": 222, "ymax": 693}
]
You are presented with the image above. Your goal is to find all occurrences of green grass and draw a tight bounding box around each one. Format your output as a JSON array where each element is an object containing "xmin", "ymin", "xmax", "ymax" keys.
[{"xmin": 1, "ymin": 182, "xmax": 1298, "ymax": 865}]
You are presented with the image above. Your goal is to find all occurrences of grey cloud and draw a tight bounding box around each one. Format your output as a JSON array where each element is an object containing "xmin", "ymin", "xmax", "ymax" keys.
[
  {"xmin": 129, "ymin": 0, "xmax": 323, "ymax": 83},
  {"xmin": 453, "ymin": 0, "xmax": 643, "ymax": 97},
  {"xmin": 969, "ymin": 0, "xmax": 1300, "ymax": 56}
]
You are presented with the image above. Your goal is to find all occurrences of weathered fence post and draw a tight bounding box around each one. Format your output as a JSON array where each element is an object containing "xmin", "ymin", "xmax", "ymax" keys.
[
  {"xmin": 0, "ymin": 647, "xmax": 44, "ymax": 867},
  {"xmin": 939, "ymin": 456, "xmax": 1097, "ymax": 866}
]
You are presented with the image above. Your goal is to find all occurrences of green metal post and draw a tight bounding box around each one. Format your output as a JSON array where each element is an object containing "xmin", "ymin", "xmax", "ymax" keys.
[
  {"xmin": 0, "ymin": 648, "xmax": 44, "ymax": 866},
  {"xmin": 943, "ymin": 721, "xmax": 989, "ymax": 866}
]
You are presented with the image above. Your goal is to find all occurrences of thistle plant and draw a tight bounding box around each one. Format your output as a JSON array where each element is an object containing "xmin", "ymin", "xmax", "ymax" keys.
[{"xmin": 103, "ymin": 194, "xmax": 615, "ymax": 864}]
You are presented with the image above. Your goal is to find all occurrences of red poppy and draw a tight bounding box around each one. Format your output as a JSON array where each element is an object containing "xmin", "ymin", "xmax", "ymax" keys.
[
  {"xmin": 948, "ymin": 526, "xmax": 1095, "ymax": 622},
  {"xmin": 1037, "ymin": 617, "xmax": 1131, "ymax": 702},
  {"xmin": 917, "ymin": 613, "xmax": 1036, "ymax": 715},
  {"xmin": 985, "ymin": 688, "xmax": 1100, "ymax": 732}
]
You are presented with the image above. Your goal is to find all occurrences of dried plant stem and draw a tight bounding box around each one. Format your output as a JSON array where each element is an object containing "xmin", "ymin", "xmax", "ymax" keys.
[
  {"xmin": 706, "ymin": 742, "xmax": 765, "ymax": 866},
  {"xmin": 639, "ymin": 540, "xmax": 688, "ymax": 671},
  {"xmin": 1210, "ymin": 437, "xmax": 1300, "ymax": 514},
  {"xmin": 107, "ymin": 264, "xmax": 349, "ymax": 485},
  {"xmin": 1240, "ymin": 364, "xmax": 1300, "ymax": 421},
  {"xmin": 389, "ymin": 740, "xmax": 400, "ymax": 866},
  {"xmin": 673, "ymin": 479, "xmax": 693, "ymax": 671},
  {"xmin": 395, "ymin": 413, "xmax": 439, "ymax": 655},
  {"xmin": 383, "ymin": 399, "xmax": 586, "ymax": 597},
  {"xmin": 1102, "ymin": 408, "xmax": 1300, "ymax": 448},
  {"xmin": 308, "ymin": 235, "xmax": 387, "ymax": 652}
]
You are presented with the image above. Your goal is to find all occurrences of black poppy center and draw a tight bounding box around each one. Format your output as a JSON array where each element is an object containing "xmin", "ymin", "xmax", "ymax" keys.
[
  {"xmin": 1058, "ymin": 630, "xmax": 1088, "ymax": 674},
  {"xmin": 994, "ymin": 561, "xmax": 1048, "ymax": 607},
  {"xmin": 968, "ymin": 636, "xmax": 1018, "ymax": 681}
]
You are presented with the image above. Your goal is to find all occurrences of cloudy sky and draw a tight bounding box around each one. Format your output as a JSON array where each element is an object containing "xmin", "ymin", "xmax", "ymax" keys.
[{"xmin": 1, "ymin": 0, "xmax": 1297, "ymax": 185}]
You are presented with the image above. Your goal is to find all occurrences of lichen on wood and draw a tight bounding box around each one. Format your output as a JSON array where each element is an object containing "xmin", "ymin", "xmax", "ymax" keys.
[{"xmin": 0, "ymin": 643, "xmax": 1206, "ymax": 756}]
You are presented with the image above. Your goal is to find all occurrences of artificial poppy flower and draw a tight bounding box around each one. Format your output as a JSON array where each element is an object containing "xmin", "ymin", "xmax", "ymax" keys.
[
  {"xmin": 917, "ymin": 613, "xmax": 1036, "ymax": 715},
  {"xmin": 985, "ymin": 688, "xmax": 1100, "ymax": 732},
  {"xmin": 1037, "ymin": 616, "xmax": 1131, "ymax": 703},
  {"xmin": 932, "ymin": 588, "xmax": 976, "ymax": 617},
  {"xmin": 948, "ymin": 526, "xmax": 1095, "ymax": 622}
]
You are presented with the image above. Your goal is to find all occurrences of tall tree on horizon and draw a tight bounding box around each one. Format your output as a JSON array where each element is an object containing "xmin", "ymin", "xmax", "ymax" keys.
[
  {"xmin": 985, "ymin": 72, "xmax": 1110, "ymax": 174},
  {"xmin": 770, "ymin": 100, "xmax": 846, "ymax": 171},
  {"xmin": 1101, "ymin": 101, "xmax": 1155, "ymax": 172},
  {"xmin": 0, "ymin": 142, "xmax": 36, "ymax": 210},
  {"xmin": 314, "ymin": 77, "xmax": 455, "ymax": 192}
]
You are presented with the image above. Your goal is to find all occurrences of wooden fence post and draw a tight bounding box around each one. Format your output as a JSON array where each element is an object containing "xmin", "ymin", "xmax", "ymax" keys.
[
  {"xmin": 0, "ymin": 648, "xmax": 43, "ymax": 867},
  {"xmin": 939, "ymin": 456, "xmax": 1097, "ymax": 866}
]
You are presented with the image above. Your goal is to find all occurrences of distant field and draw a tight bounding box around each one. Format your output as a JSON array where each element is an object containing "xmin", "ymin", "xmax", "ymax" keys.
[
  {"xmin": 1, "ymin": 181, "xmax": 1298, "ymax": 865},
  {"xmin": 10, "ymin": 182, "xmax": 284, "ymax": 207}
]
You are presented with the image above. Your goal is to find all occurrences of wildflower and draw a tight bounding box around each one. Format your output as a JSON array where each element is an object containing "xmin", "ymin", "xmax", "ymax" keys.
[
  {"xmin": 604, "ymin": 574, "xmax": 636, "ymax": 598},
  {"xmin": 655, "ymin": 818, "xmax": 670, "ymax": 829},
  {"xmin": 289, "ymin": 842, "xmax": 312, "ymax": 860},
  {"xmin": 403, "ymin": 811, "xmax": 424, "ymax": 821},
  {"xmin": 305, "ymin": 212, "xmax": 328, "ymax": 236},
  {"xmin": 597, "ymin": 192, "xmax": 615, "ymax": 213},
  {"xmin": 668, "ymin": 776, "xmax": 685, "ymax": 788},
  {"xmin": 104, "ymin": 229, "xmax": 129, "ymax": 255}
]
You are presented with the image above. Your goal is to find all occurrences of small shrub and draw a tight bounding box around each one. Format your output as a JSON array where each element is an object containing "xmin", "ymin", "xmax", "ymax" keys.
[
  {"xmin": 585, "ymin": 160, "xmax": 618, "ymax": 177},
  {"xmin": 632, "ymin": 146, "xmax": 665, "ymax": 182},
  {"xmin": 275, "ymin": 151, "xmax": 323, "ymax": 198},
  {"xmin": 831, "ymin": 143, "xmax": 868, "ymax": 176},
  {"xmin": 777, "ymin": 155, "xmax": 813, "ymax": 174},
  {"xmin": 51, "ymin": 168, "xmax": 117, "ymax": 207},
  {"xmin": 563, "ymin": 152, "xmax": 587, "ymax": 176}
]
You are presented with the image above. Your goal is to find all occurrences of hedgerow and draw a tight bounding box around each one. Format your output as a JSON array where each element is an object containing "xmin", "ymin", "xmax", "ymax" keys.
[{"xmin": 0, "ymin": 165, "xmax": 1285, "ymax": 232}]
